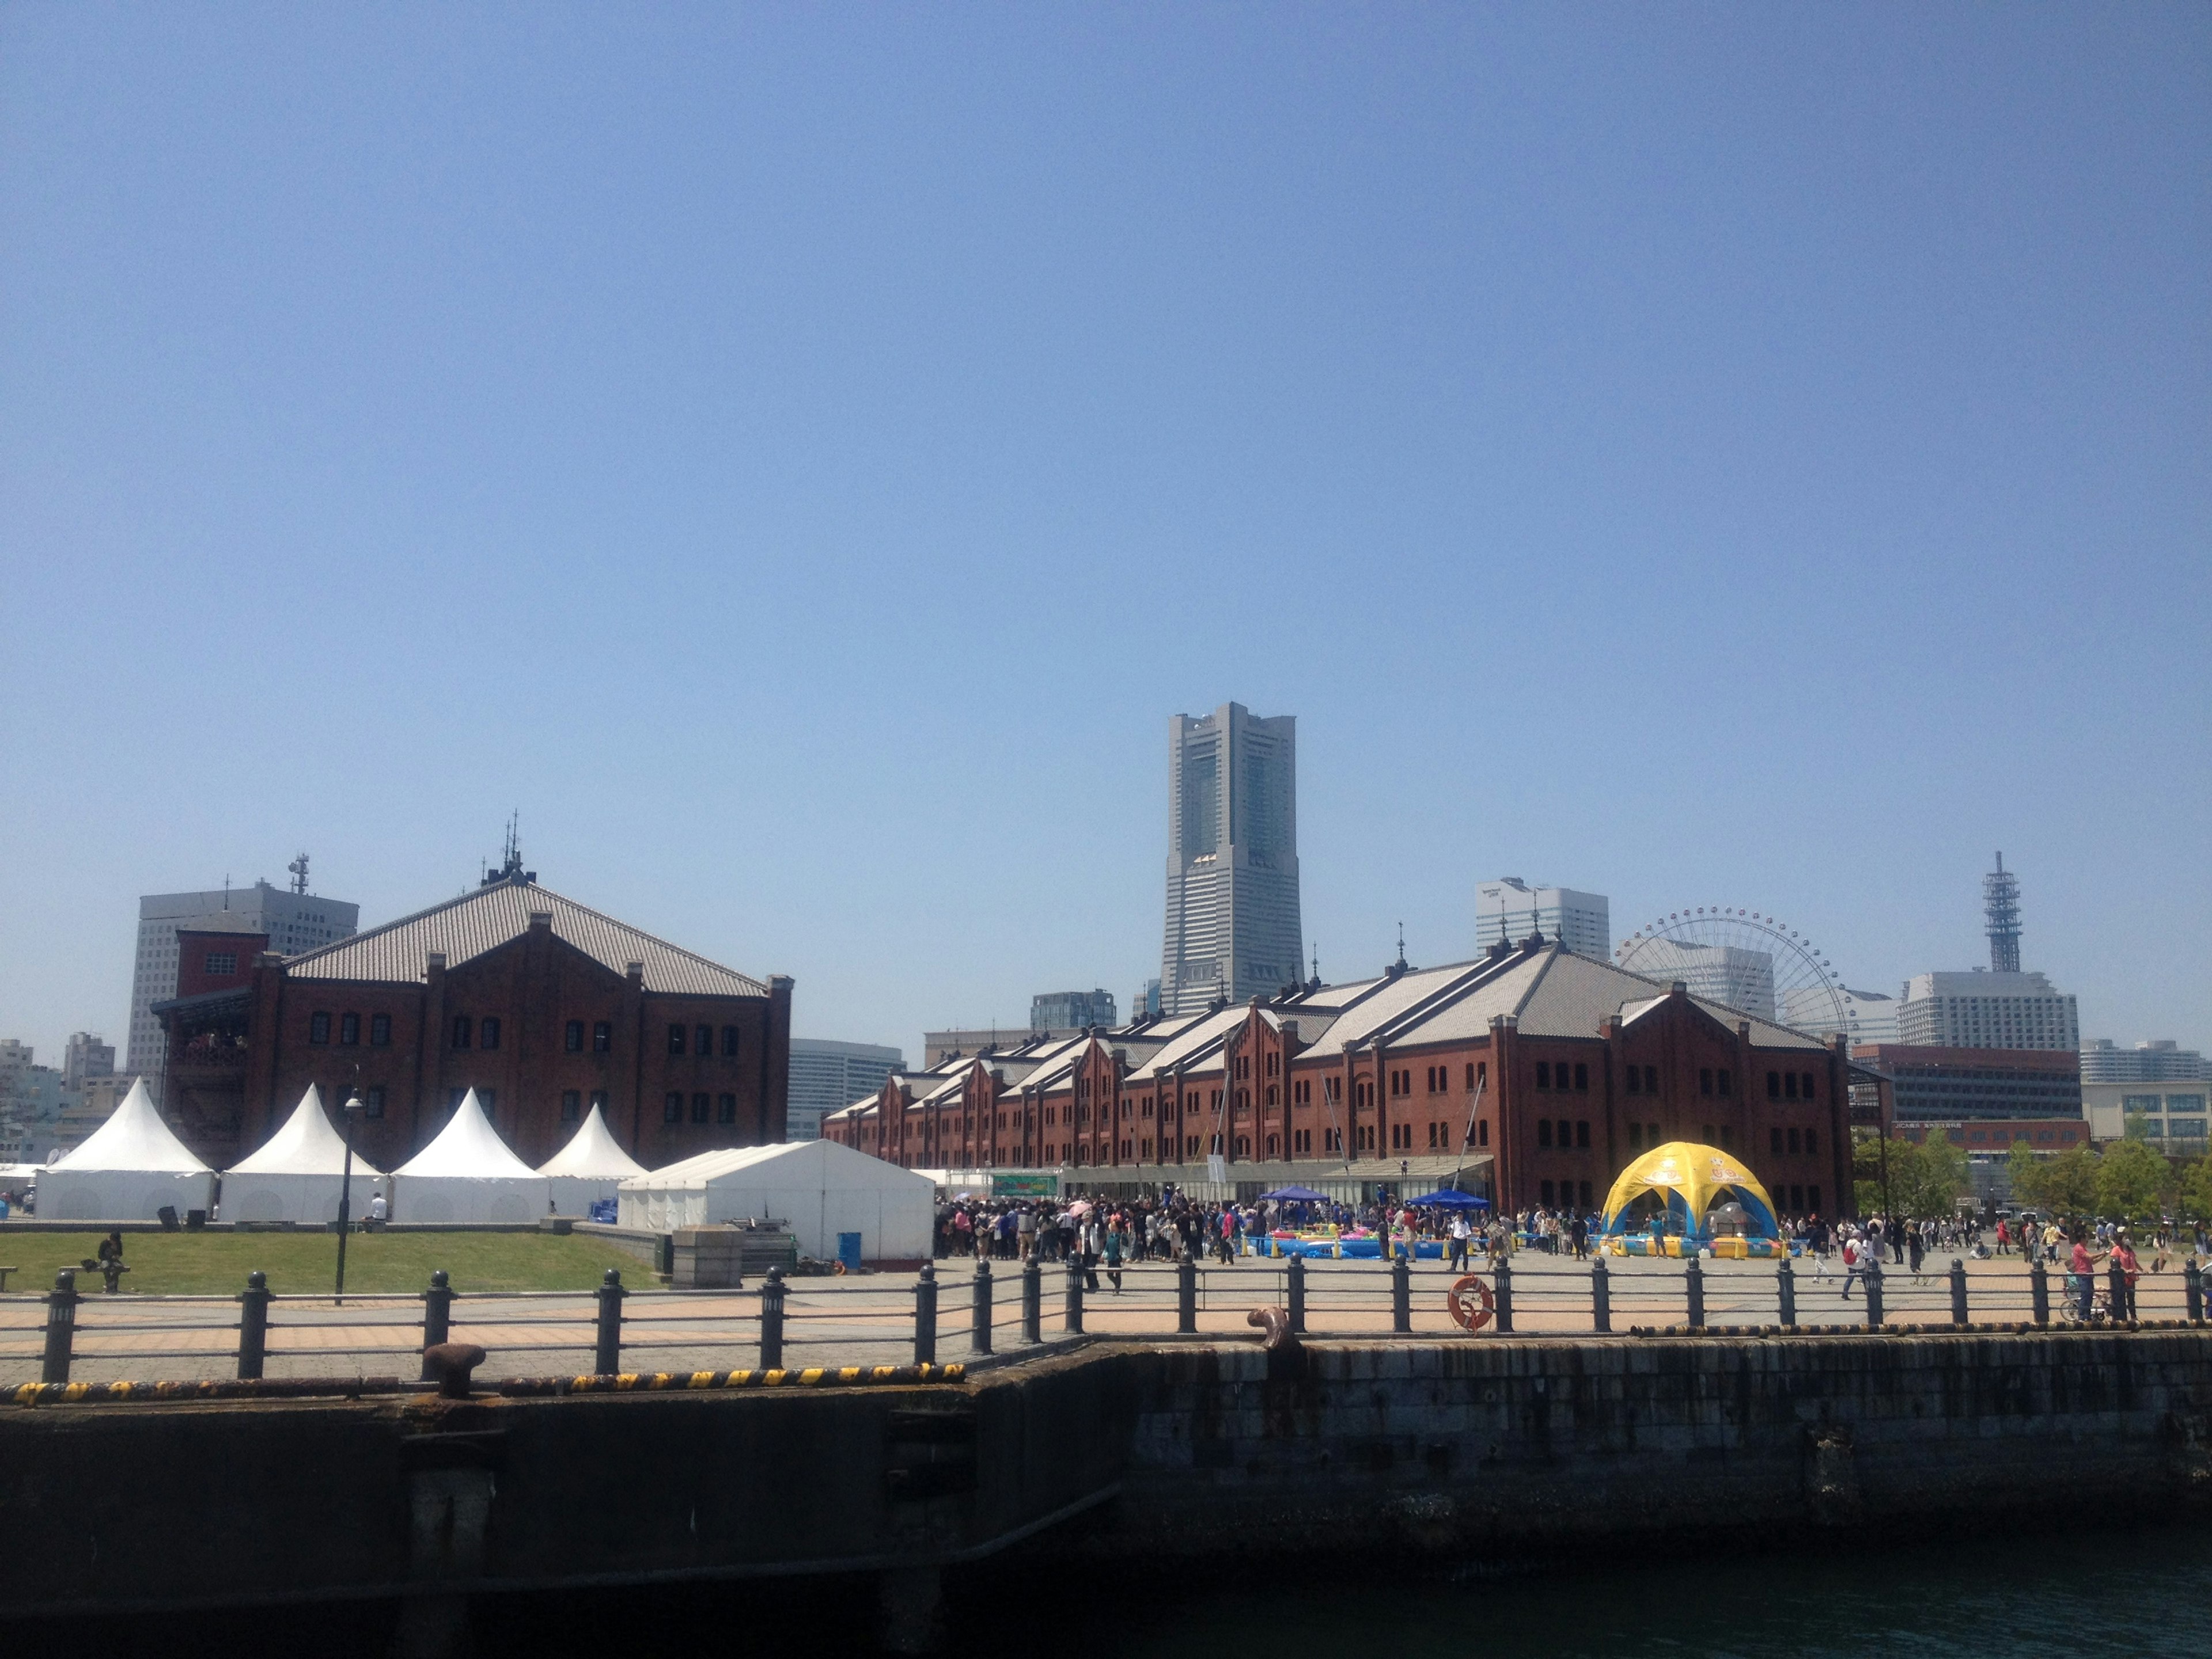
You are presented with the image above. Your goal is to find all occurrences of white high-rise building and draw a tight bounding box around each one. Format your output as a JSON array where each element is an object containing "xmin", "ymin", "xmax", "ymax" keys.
[
  {"xmin": 1619, "ymin": 937, "xmax": 1777, "ymax": 1020},
  {"xmin": 127, "ymin": 874, "xmax": 359, "ymax": 1103},
  {"xmin": 1161, "ymin": 703, "xmax": 1302, "ymax": 1016},
  {"xmin": 2081, "ymin": 1039, "xmax": 2209, "ymax": 1084},
  {"xmin": 1476, "ymin": 878, "xmax": 1610, "ymax": 959},
  {"xmin": 786, "ymin": 1039, "xmax": 906, "ymax": 1142},
  {"xmin": 1895, "ymin": 971, "xmax": 2079, "ymax": 1051}
]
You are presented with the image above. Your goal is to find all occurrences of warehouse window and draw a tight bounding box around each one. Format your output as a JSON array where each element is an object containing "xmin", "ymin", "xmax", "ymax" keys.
[
  {"xmin": 717, "ymin": 1093, "xmax": 736, "ymax": 1124},
  {"xmin": 664, "ymin": 1092, "xmax": 682, "ymax": 1123},
  {"xmin": 668, "ymin": 1024, "xmax": 687, "ymax": 1055},
  {"xmin": 696, "ymin": 1025, "xmax": 713, "ymax": 1060},
  {"xmin": 361, "ymin": 1086, "xmax": 385, "ymax": 1119},
  {"xmin": 565, "ymin": 1021, "xmax": 584, "ymax": 1052},
  {"xmin": 309, "ymin": 1012, "xmax": 331, "ymax": 1046},
  {"xmin": 479, "ymin": 1017, "xmax": 501, "ymax": 1051},
  {"xmin": 561, "ymin": 1090, "xmax": 581, "ymax": 1122},
  {"xmin": 452, "ymin": 1016, "xmax": 472, "ymax": 1050},
  {"xmin": 369, "ymin": 1013, "xmax": 391, "ymax": 1047},
  {"xmin": 722, "ymin": 1026, "xmax": 740, "ymax": 1058},
  {"xmin": 593, "ymin": 1021, "xmax": 611, "ymax": 1053}
]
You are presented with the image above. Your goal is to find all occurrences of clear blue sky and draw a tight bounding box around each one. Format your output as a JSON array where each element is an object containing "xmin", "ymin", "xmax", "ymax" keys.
[{"xmin": 3, "ymin": 6, "xmax": 2206, "ymax": 1068}]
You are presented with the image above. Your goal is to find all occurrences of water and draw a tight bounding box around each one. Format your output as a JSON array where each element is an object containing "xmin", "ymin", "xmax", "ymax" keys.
[{"xmin": 1035, "ymin": 1527, "xmax": 2212, "ymax": 1658}]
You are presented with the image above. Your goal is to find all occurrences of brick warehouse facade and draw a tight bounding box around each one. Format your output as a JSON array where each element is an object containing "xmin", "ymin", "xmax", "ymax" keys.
[
  {"xmin": 827, "ymin": 937, "xmax": 1859, "ymax": 1217},
  {"xmin": 154, "ymin": 868, "xmax": 791, "ymax": 1172}
]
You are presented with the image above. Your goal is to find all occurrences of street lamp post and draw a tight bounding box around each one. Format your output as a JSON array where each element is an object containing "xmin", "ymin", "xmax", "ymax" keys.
[{"xmin": 335, "ymin": 1086, "xmax": 366, "ymax": 1305}]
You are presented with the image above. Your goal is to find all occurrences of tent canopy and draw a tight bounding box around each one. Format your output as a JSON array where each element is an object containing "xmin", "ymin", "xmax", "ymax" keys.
[
  {"xmin": 395, "ymin": 1090, "xmax": 540, "ymax": 1179},
  {"xmin": 1259, "ymin": 1185, "xmax": 1332, "ymax": 1203},
  {"xmin": 537, "ymin": 1105, "xmax": 645, "ymax": 1180},
  {"xmin": 228, "ymin": 1085, "xmax": 387, "ymax": 1176},
  {"xmin": 618, "ymin": 1139, "xmax": 933, "ymax": 1261},
  {"xmin": 1601, "ymin": 1142, "xmax": 1778, "ymax": 1239},
  {"xmin": 1404, "ymin": 1189, "xmax": 1491, "ymax": 1210},
  {"xmin": 50, "ymin": 1078, "xmax": 208, "ymax": 1173}
]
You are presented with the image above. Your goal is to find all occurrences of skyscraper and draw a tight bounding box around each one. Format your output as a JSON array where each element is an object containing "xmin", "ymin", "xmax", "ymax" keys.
[
  {"xmin": 785, "ymin": 1039, "xmax": 906, "ymax": 1142},
  {"xmin": 127, "ymin": 869, "xmax": 359, "ymax": 1104},
  {"xmin": 1475, "ymin": 878, "xmax": 1611, "ymax": 959},
  {"xmin": 1161, "ymin": 702, "xmax": 1302, "ymax": 1016}
]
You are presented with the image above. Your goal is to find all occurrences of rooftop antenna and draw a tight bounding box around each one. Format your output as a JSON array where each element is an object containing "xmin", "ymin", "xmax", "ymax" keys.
[
  {"xmin": 1396, "ymin": 922, "xmax": 1407, "ymax": 971},
  {"xmin": 287, "ymin": 853, "xmax": 310, "ymax": 896},
  {"xmin": 1983, "ymin": 851, "xmax": 2022, "ymax": 974},
  {"xmin": 222, "ymin": 874, "xmax": 231, "ymax": 910}
]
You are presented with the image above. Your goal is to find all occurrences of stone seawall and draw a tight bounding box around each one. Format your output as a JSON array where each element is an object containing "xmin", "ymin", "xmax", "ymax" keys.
[{"xmin": 1, "ymin": 1331, "xmax": 2207, "ymax": 1647}]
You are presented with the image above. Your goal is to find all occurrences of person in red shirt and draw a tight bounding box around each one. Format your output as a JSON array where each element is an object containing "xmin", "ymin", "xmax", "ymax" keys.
[{"xmin": 2067, "ymin": 1229, "xmax": 2105, "ymax": 1321}]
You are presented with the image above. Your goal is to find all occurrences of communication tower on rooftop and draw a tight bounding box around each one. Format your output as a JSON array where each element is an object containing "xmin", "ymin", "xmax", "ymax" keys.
[{"xmin": 1983, "ymin": 852, "xmax": 2022, "ymax": 974}]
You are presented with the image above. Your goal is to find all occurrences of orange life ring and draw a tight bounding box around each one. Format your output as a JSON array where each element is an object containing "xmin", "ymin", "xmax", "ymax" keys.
[{"xmin": 1448, "ymin": 1273, "xmax": 1495, "ymax": 1332}]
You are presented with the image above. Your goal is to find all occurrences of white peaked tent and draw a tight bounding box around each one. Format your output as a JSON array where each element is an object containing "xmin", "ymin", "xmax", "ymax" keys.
[
  {"xmin": 536, "ymin": 1105, "xmax": 646, "ymax": 1215},
  {"xmin": 618, "ymin": 1140, "xmax": 933, "ymax": 1263},
  {"xmin": 392, "ymin": 1089, "xmax": 549, "ymax": 1222},
  {"xmin": 220, "ymin": 1085, "xmax": 386, "ymax": 1224},
  {"xmin": 39, "ymin": 1078, "xmax": 217, "ymax": 1221}
]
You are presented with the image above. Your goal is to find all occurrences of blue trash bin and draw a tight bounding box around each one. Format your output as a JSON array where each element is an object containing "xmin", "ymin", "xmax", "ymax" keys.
[{"xmin": 837, "ymin": 1232, "xmax": 863, "ymax": 1271}]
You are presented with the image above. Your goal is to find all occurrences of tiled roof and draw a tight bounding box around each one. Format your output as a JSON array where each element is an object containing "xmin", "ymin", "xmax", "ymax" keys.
[{"xmin": 283, "ymin": 876, "xmax": 768, "ymax": 998}]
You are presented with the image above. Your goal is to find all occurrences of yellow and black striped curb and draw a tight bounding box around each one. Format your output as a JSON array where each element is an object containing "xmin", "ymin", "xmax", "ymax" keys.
[
  {"xmin": 1624, "ymin": 1319, "xmax": 2205, "ymax": 1338},
  {"xmin": 9, "ymin": 1362, "xmax": 966, "ymax": 1408}
]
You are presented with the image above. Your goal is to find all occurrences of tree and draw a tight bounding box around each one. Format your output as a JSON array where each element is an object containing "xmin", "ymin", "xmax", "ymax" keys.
[
  {"xmin": 1895, "ymin": 1135, "xmax": 1969, "ymax": 1220},
  {"xmin": 2039, "ymin": 1146, "xmax": 2099, "ymax": 1218},
  {"xmin": 2179, "ymin": 1158, "xmax": 2212, "ymax": 1225},
  {"xmin": 2006, "ymin": 1140, "xmax": 2047, "ymax": 1211},
  {"xmin": 2093, "ymin": 1138, "xmax": 2166, "ymax": 1222}
]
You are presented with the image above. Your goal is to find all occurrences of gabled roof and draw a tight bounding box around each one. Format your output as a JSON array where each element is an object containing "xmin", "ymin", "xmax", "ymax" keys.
[{"xmin": 283, "ymin": 874, "xmax": 767, "ymax": 997}]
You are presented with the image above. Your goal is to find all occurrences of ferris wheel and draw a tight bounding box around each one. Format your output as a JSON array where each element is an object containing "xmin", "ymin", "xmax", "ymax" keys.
[{"xmin": 1613, "ymin": 906, "xmax": 1845, "ymax": 1034}]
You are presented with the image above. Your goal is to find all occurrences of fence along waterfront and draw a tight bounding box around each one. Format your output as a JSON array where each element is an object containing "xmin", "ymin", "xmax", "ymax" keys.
[{"xmin": 8, "ymin": 1251, "xmax": 2207, "ymax": 1391}]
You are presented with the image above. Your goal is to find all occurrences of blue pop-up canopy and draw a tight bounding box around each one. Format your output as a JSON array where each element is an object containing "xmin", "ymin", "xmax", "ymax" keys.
[
  {"xmin": 1260, "ymin": 1185, "xmax": 1332, "ymax": 1203},
  {"xmin": 1405, "ymin": 1189, "xmax": 1490, "ymax": 1210}
]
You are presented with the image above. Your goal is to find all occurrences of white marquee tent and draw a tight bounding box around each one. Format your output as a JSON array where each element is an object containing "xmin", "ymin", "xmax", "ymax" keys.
[
  {"xmin": 219, "ymin": 1085, "xmax": 385, "ymax": 1224},
  {"xmin": 392, "ymin": 1089, "xmax": 548, "ymax": 1223},
  {"xmin": 536, "ymin": 1105, "xmax": 646, "ymax": 1216},
  {"xmin": 38, "ymin": 1078, "xmax": 217, "ymax": 1221},
  {"xmin": 618, "ymin": 1139, "xmax": 933, "ymax": 1262}
]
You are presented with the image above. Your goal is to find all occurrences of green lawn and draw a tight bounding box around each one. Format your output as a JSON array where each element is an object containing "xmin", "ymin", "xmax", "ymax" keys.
[{"xmin": 0, "ymin": 1230, "xmax": 646, "ymax": 1297}]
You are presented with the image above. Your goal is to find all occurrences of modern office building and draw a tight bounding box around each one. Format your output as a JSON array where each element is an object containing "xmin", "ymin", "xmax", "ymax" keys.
[
  {"xmin": 1476, "ymin": 878, "xmax": 1611, "ymax": 960},
  {"xmin": 1031, "ymin": 990, "xmax": 1118, "ymax": 1032},
  {"xmin": 127, "ymin": 868, "xmax": 359, "ymax": 1103},
  {"xmin": 1161, "ymin": 703, "xmax": 1303, "ymax": 1016},
  {"xmin": 1895, "ymin": 971, "xmax": 2079, "ymax": 1051},
  {"xmin": 1851, "ymin": 1044, "xmax": 2082, "ymax": 1124},
  {"xmin": 2081, "ymin": 1039, "xmax": 2209, "ymax": 1084},
  {"xmin": 1619, "ymin": 939, "xmax": 1775, "ymax": 1021},
  {"xmin": 1782, "ymin": 984, "xmax": 1899, "ymax": 1046},
  {"xmin": 1134, "ymin": 979, "xmax": 1164, "ymax": 1020},
  {"xmin": 786, "ymin": 1039, "xmax": 906, "ymax": 1142},
  {"xmin": 923, "ymin": 1027, "xmax": 1078, "ymax": 1066},
  {"xmin": 61, "ymin": 1032, "xmax": 116, "ymax": 1093}
]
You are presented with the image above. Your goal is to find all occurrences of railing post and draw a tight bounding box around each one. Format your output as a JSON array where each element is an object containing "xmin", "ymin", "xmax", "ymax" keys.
[
  {"xmin": 759, "ymin": 1266, "xmax": 786, "ymax": 1370},
  {"xmin": 2187, "ymin": 1257, "xmax": 2204, "ymax": 1324},
  {"xmin": 1176, "ymin": 1255, "xmax": 1198, "ymax": 1335},
  {"xmin": 1021, "ymin": 1256, "xmax": 1042, "ymax": 1344},
  {"xmin": 1685, "ymin": 1257, "xmax": 1706, "ymax": 1329},
  {"xmin": 236, "ymin": 1270, "xmax": 271, "ymax": 1380},
  {"xmin": 41, "ymin": 1268, "xmax": 81, "ymax": 1385},
  {"xmin": 1391, "ymin": 1253, "xmax": 1411, "ymax": 1335},
  {"xmin": 969, "ymin": 1257, "xmax": 993, "ymax": 1355},
  {"xmin": 1777, "ymin": 1257, "xmax": 1797, "ymax": 1328},
  {"xmin": 1494, "ymin": 1255, "xmax": 1514, "ymax": 1335},
  {"xmin": 1286, "ymin": 1253, "xmax": 1306, "ymax": 1335},
  {"xmin": 419, "ymin": 1269, "xmax": 453, "ymax": 1381},
  {"xmin": 911, "ymin": 1263, "xmax": 938, "ymax": 1366},
  {"xmin": 2029, "ymin": 1259, "xmax": 2050, "ymax": 1326},
  {"xmin": 594, "ymin": 1267, "xmax": 626, "ymax": 1376},
  {"xmin": 1863, "ymin": 1257, "xmax": 1884, "ymax": 1328},
  {"xmin": 1949, "ymin": 1258, "xmax": 1969, "ymax": 1326},
  {"xmin": 1063, "ymin": 1257, "xmax": 1084, "ymax": 1334},
  {"xmin": 1590, "ymin": 1257, "xmax": 1612, "ymax": 1332}
]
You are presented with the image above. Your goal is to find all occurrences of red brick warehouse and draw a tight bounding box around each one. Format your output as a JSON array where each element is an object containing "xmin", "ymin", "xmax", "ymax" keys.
[{"xmin": 156, "ymin": 860, "xmax": 791, "ymax": 1172}]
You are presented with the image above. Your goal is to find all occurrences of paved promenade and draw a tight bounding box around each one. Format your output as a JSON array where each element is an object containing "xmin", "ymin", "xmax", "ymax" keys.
[{"xmin": 0, "ymin": 1251, "xmax": 2180, "ymax": 1386}]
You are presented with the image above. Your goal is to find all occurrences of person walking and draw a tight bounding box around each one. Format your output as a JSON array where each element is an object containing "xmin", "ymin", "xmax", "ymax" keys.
[{"xmin": 1840, "ymin": 1232, "xmax": 1863, "ymax": 1300}]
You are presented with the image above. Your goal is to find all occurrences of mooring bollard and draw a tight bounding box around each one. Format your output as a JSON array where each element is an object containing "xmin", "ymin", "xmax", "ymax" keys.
[
  {"xmin": 2029, "ymin": 1260, "xmax": 2050, "ymax": 1325},
  {"xmin": 1949, "ymin": 1259, "xmax": 1969, "ymax": 1326},
  {"xmin": 1287, "ymin": 1253, "xmax": 1307, "ymax": 1335},
  {"xmin": 1864, "ymin": 1258, "xmax": 1884, "ymax": 1328},
  {"xmin": 1777, "ymin": 1258, "xmax": 1797, "ymax": 1328},
  {"xmin": 1391, "ymin": 1254, "xmax": 1411, "ymax": 1334},
  {"xmin": 2187, "ymin": 1257, "xmax": 2203, "ymax": 1323},
  {"xmin": 759, "ymin": 1266, "xmax": 786, "ymax": 1370},
  {"xmin": 419, "ymin": 1269, "xmax": 454, "ymax": 1381},
  {"xmin": 913, "ymin": 1263, "xmax": 938, "ymax": 1365},
  {"xmin": 1685, "ymin": 1257, "xmax": 1706, "ymax": 1329},
  {"xmin": 1021, "ymin": 1256, "xmax": 1042, "ymax": 1344},
  {"xmin": 970, "ymin": 1258, "xmax": 993, "ymax": 1355},
  {"xmin": 1176, "ymin": 1255, "xmax": 1198, "ymax": 1335},
  {"xmin": 1591, "ymin": 1257, "xmax": 1612, "ymax": 1332},
  {"xmin": 1494, "ymin": 1255, "xmax": 1514, "ymax": 1335},
  {"xmin": 594, "ymin": 1267, "xmax": 626, "ymax": 1376},
  {"xmin": 237, "ymin": 1270, "xmax": 272, "ymax": 1380},
  {"xmin": 41, "ymin": 1268, "xmax": 81, "ymax": 1385},
  {"xmin": 1063, "ymin": 1257, "xmax": 1084, "ymax": 1335}
]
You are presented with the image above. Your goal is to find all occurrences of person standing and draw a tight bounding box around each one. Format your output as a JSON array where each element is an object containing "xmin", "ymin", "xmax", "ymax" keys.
[
  {"xmin": 2067, "ymin": 1229, "xmax": 2104, "ymax": 1320},
  {"xmin": 1103, "ymin": 1221, "xmax": 1125, "ymax": 1293},
  {"xmin": 1840, "ymin": 1232, "xmax": 1863, "ymax": 1300}
]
